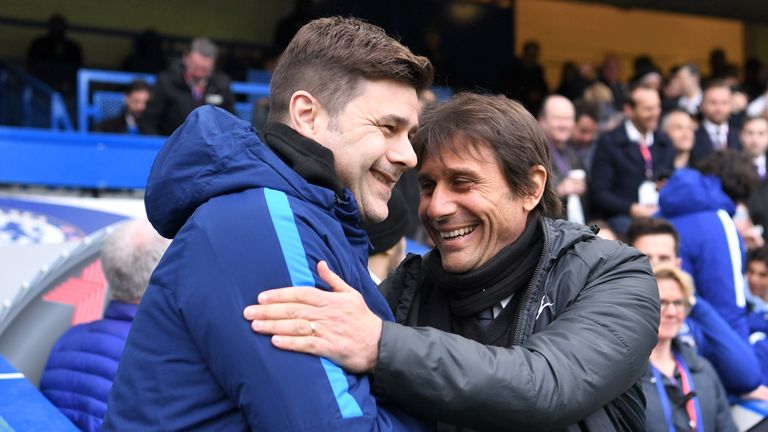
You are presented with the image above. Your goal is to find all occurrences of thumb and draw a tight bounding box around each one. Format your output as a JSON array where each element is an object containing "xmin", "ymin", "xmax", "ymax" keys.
[{"xmin": 318, "ymin": 260, "xmax": 353, "ymax": 293}]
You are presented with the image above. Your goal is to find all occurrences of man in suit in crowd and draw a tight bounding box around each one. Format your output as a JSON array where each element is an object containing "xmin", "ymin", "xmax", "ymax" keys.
[
  {"xmin": 589, "ymin": 83, "xmax": 676, "ymax": 235},
  {"xmin": 691, "ymin": 80, "xmax": 742, "ymax": 164}
]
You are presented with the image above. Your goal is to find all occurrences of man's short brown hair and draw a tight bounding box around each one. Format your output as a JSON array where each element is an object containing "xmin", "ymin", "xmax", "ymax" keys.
[
  {"xmin": 268, "ymin": 16, "xmax": 433, "ymax": 124},
  {"xmin": 412, "ymin": 92, "xmax": 561, "ymax": 218}
]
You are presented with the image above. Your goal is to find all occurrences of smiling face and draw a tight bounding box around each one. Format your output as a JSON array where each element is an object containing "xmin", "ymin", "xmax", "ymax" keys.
[
  {"xmin": 315, "ymin": 79, "xmax": 419, "ymax": 223},
  {"xmin": 657, "ymin": 277, "xmax": 688, "ymax": 341},
  {"xmin": 417, "ymin": 141, "xmax": 541, "ymax": 273}
]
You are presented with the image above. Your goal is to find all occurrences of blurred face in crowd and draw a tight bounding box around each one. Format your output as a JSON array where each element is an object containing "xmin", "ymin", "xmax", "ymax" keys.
[
  {"xmin": 700, "ymin": 86, "xmax": 732, "ymax": 125},
  {"xmin": 741, "ymin": 118, "xmax": 768, "ymax": 158},
  {"xmin": 631, "ymin": 233, "xmax": 681, "ymax": 268},
  {"xmin": 313, "ymin": 80, "xmax": 419, "ymax": 223},
  {"xmin": 674, "ymin": 67, "xmax": 699, "ymax": 96},
  {"xmin": 539, "ymin": 96, "xmax": 575, "ymax": 146},
  {"xmin": 625, "ymin": 87, "xmax": 661, "ymax": 134},
  {"xmin": 418, "ymin": 140, "xmax": 544, "ymax": 273},
  {"xmin": 657, "ymin": 277, "xmax": 689, "ymax": 341},
  {"xmin": 183, "ymin": 51, "xmax": 215, "ymax": 85},
  {"xmin": 663, "ymin": 111, "xmax": 695, "ymax": 154},
  {"xmin": 571, "ymin": 114, "xmax": 598, "ymax": 148},
  {"xmin": 748, "ymin": 259, "xmax": 768, "ymax": 299},
  {"xmin": 125, "ymin": 89, "xmax": 150, "ymax": 119}
]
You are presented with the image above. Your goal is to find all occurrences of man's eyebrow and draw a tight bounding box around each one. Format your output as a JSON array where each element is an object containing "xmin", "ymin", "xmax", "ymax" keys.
[{"xmin": 379, "ymin": 114, "xmax": 418, "ymax": 131}]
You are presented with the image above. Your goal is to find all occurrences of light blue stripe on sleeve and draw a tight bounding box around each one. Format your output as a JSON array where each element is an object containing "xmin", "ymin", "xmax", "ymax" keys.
[{"xmin": 263, "ymin": 188, "xmax": 364, "ymax": 419}]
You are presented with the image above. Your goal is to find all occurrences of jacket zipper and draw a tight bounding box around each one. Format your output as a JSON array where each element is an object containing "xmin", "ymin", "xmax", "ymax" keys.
[{"xmin": 512, "ymin": 219, "xmax": 549, "ymax": 345}]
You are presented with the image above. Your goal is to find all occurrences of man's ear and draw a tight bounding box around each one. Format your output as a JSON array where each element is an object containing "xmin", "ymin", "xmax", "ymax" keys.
[
  {"xmin": 522, "ymin": 165, "xmax": 547, "ymax": 212},
  {"xmin": 288, "ymin": 90, "xmax": 322, "ymax": 138}
]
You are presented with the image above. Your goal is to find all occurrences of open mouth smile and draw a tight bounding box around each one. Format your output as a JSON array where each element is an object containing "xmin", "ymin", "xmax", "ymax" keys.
[{"xmin": 440, "ymin": 225, "xmax": 478, "ymax": 240}]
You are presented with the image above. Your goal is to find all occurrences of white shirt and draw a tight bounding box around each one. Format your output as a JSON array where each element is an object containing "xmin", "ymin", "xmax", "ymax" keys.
[
  {"xmin": 748, "ymin": 95, "xmax": 768, "ymax": 118},
  {"xmin": 625, "ymin": 120, "xmax": 654, "ymax": 147},
  {"xmin": 703, "ymin": 119, "xmax": 728, "ymax": 150},
  {"xmin": 678, "ymin": 91, "xmax": 702, "ymax": 115}
]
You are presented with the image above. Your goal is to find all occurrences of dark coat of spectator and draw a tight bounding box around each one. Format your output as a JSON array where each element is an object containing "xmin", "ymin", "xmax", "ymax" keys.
[
  {"xmin": 691, "ymin": 124, "xmax": 742, "ymax": 166},
  {"xmin": 590, "ymin": 124, "xmax": 675, "ymax": 219}
]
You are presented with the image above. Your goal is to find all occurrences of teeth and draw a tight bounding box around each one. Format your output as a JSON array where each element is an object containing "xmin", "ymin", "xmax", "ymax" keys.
[{"xmin": 441, "ymin": 225, "xmax": 477, "ymax": 239}]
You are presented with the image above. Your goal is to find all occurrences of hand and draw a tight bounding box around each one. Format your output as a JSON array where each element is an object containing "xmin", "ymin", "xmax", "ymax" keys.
[
  {"xmin": 629, "ymin": 203, "xmax": 658, "ymax": 218},
  {"xmin": 556, "ymin": 177, "xmax": 586, "ymax": 197},
  {"xmin": 243, "ymin": 261, "xmax": 383, "ymax": 373},
  {"xmin": 742, "ymin": 385, "xmax": 768, "ymax": 401}
]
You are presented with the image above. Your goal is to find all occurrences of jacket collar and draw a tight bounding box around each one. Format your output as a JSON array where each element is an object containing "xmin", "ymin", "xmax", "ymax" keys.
[{"xmin": 103, "ymin": 300, "xmax": 138, "ymax": 322}]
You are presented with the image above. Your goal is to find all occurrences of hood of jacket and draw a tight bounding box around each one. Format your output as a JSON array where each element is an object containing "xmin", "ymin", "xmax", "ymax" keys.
[
  {"xmin": 145, "ymin": 105, "xmax": 359, "ymax": 239},
  {"xmin": 659, "ymin": 168, "xmax": 735, "ymax": 218}
]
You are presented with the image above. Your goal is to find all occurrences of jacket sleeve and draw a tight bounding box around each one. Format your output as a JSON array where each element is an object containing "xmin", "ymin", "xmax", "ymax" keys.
[
  {"xmin": 589, "ymin": 136, "xmax": 633, "ymax": 216},
  {"xmin": 687, "ymin": 297, "xmax": 762, "ymax": 394},
  {"xmin": 679, "ymin": 216, "xmax": 751, "ymax": 341},
  {"xmin": 373, "ymin": 243, "xmax": 659, "ymax": 430}
]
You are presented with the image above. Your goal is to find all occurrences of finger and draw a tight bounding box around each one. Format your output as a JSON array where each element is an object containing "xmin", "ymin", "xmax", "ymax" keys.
[
  {"xmin": 251, "ymin": 318, "xmax": 313, "ymax": 336},
  {"xmin": 257, "ymin": 286, "xmax": 328, "ymax": 306},
  {"xmin": 243, "ymin": 302, "xmax": 312, "ymax": 321},
  {"xmin": 317, "ymin": 260, "xmax": 353, "ymax": 293},
  {"xmin": 271, "ymin": 335, "xmax": 334, "ymax": 358}
]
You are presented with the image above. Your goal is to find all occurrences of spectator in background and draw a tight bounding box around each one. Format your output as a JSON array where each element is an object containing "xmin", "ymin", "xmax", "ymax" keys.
[
  {"xmin": 643, "ymin": 265, "xmax": 738, "ymax": 432},
  {"xmin": 598, "ymin": 53, "xmax": 627, "ymax": 110},
  {"xmin": 744, "ymin": 117, "xmax": 768, "ymax": 244},
  {"xmin": 672, "ymin": 64, "xmax": 702, "ymax": 117},
  {"xmin": 39, "ymin": 219, "xmax": 170, "ymax": 432},
  {"xmin": 661, "ymin": 109, "xmax": 696, "ymax": 169},
  {"xmin": 691, "ymin": 81, "xmax": 742, "ymax": 165},
  {"xmin": 122, "ymin": 29, "xmax": 167, "ymax": 74},
  {"xmin": 140, "ymin": 37, "xmax": 235, "ymax": 136},
  {"xmin": 628, "ymin": 217, "xmax": 768, "ymax": 399},
  {"xmin": 511, "ymin": 40, "xmax": 548, "ymax": 115},
  {"xmin": 581, "ymin": 81, "xmax": 623, "ymax": 132},
  {"xmin": 570, "ymin": 101, "xmax": 600, "ymax": 174},
  {"xmin": 538, "ymin": 95, "xmax": 587, "ymax": 223},
  {"xmin": 27, "ymin": 13, "xmax": 83, "ymax": 96},
  {"xmin": 94, "ymin": 80, "xmax": 151, "ymax": 134},
  {"xmin": 709, "ymin": 48, "xmax": 728, "ymax": 81},
  {"xmin": 590, "ymin": 83, "xmax": 675, "ymax": 235},
  {"xmin": 748, "ymin": 247, "xmax": 768, "ymax": 306},
  {"xmin": 363, "ymin": 190, "xmax": 409, "ymax": 285},
  {"xmin": 658, "ymin": 150, "xmax": 759, "ymax": 343}
]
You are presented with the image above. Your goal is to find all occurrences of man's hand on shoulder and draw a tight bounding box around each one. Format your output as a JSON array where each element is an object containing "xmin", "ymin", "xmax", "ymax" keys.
[{"xmin": 243, "ymin": 261, "xmax": 382, "ymax": 374}]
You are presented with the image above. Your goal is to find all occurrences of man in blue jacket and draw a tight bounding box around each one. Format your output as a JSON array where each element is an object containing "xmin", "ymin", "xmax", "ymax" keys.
[
  {"xmin": 40, "ymin": 218, "xmax": 170, "ymax": 431},
  {"xmin": 103, "ymin": 17, "xmax": 433, "ymax": 431}
]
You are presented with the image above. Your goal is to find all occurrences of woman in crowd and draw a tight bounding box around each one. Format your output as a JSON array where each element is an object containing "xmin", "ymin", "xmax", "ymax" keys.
[{"xmin": 644, "ymin": 265, "xmax": 737, "ymax": 432}]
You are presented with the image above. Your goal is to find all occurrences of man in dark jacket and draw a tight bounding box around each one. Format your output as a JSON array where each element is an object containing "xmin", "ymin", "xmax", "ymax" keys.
[
  {"xmin": 139, "ymin": 37, "xmax": 235, "ymax": 136},
  {"xmin": 104, "ymin": 17, "xmax": 433, "ymax": 431},
  {"xmin": 94, "ymin": 80, "xmax": 150, "ymax": 134},
  {"xmin": 245, "ymin": 93, "xmax": 661, "ymax": 431},
  {"xmin": 39, "ymin": 218, "xmax": 170, "ymax": 432}
]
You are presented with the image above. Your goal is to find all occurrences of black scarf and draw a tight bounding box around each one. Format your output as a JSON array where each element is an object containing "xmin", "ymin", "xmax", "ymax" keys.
[{"xmin": 418, "ymin": 217, "xmax": 543, "ymax": 346}]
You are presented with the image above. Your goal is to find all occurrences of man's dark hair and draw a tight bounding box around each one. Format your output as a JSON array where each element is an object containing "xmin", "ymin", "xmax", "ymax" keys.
[
  {"xmin": 748, "ymin": 246, "xmax": 768, "ymax": 267},
  {"xmin": 268, "ymin": 16, "xmax": 434, "ymax": 124},
  {"xmin": 626, "ymin": 217, "xmax": 680, "ymax": 255},
  {"xmin": 696, "ymin": 149, "xmax": 759, "ymax": 203},
  {"xmin": 624, "ymin": 82, "xmax": 658, "ymax": 109},
  {"xmin": 703, "ymin": 79, "xmax": 732, "ymax": 95},
  {"xmin": 678, "ymin": 63, "xmax": 700, "ymax": 78},
  {"xmin": 412, "ymin": 92, "xmax": 561, "ymax": 218},
  {"xmin": 574, "ymin": 100, "xmax": 599, "ymax": 123},
  {"xmin": 125, "ymin": 79, "xmax": 151, "ymax": 95}
]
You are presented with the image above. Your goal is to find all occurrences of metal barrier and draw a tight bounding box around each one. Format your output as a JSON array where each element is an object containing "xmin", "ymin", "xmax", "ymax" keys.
[{"xmin": 0, "ymin": 60, "xmax": 74, "ymax": 131}]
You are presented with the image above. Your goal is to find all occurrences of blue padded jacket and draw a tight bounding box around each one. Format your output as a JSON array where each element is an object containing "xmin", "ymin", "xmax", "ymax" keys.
[
  {"xmin": 40, "ymin": 301, "xmax": 136, "ymax": 432},
  {"xmin": 103, "ymin": 106, "xmax": 425, "ymax": 431}
]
